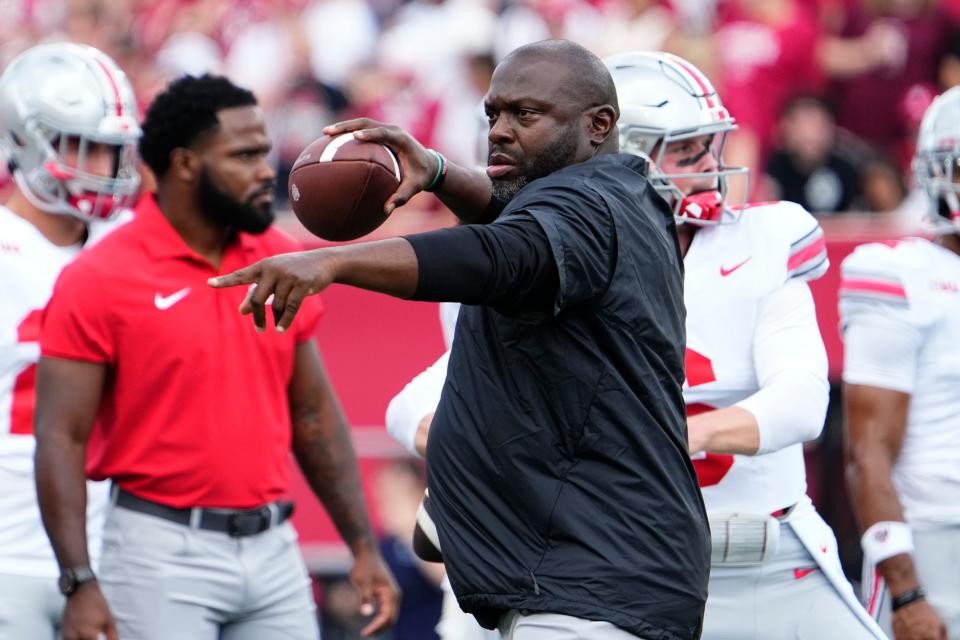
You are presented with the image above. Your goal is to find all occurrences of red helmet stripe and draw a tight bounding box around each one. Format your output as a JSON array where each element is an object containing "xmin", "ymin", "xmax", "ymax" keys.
[
  {"xmin": 93, "ymin": 57, "xmax": 124, "ymax": 117},
  {"xmin": 670, "ymin": 56, "xmax": 716, "ymax": 109}
]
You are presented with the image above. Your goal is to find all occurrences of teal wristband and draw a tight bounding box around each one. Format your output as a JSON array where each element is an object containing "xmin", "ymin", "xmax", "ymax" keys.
[{"xmin": 425, "ymin": 150, "xmax": 446, "ymax": 192}]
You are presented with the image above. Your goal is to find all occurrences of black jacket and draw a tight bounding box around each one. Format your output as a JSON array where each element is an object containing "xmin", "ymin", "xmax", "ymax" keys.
[{"xmin": 426, "ymin": 154, "xmax": 709, "ymax": 640}]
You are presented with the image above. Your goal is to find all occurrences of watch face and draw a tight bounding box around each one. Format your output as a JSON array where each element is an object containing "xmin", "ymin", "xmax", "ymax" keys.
[
  {"xmin": 58, "ymin": 567, "xmax": 94, "ymax": 596},
  {"xmin": 58, "ymin": 572, "xmax": 75, "ymax": 595}
]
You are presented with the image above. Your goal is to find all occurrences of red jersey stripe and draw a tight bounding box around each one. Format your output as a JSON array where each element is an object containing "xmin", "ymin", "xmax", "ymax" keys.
[
  {"xmin": 840, "ymin": 278, "xmax": 907, "ymax": 299},
  {"xmin": 787, "ymin": 236, "xmax": 826, "ymax": 271}
]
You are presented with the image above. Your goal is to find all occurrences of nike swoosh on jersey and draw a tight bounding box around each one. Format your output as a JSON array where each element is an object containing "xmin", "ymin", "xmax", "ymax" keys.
[
  {"xmin": 154, "ymin": 287, "xmax": 191, "ymax": 310},
  {"xmin": 793, "ymin": 567, "xmax": 818, "ymax": 580},
  {"xmin": 720, "ymin": 257, "xmax": 752, "ymax": 277}
]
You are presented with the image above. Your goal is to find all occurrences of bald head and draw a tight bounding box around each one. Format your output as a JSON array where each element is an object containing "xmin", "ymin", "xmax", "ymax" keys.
[
  {"xmin": 483, "ymin": 39, "xmax": 620, "ymax": 201},
  {"xmin": 502, "ymin": 40, "xmax": 619, "ymax": 119}
]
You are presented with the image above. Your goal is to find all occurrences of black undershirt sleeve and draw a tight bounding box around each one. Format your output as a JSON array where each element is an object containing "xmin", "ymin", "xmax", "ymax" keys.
[{"xmin": 403, "ymin": 212, "xmax": 559, "ymax": 314}]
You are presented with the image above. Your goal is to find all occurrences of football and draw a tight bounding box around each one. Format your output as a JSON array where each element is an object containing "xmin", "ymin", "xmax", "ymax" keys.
[{"xmin": 287, "ymin": 133, "xmax": 401, "ymax": 241}]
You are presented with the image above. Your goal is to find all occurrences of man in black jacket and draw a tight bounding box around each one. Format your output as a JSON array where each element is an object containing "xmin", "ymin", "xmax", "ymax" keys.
[{"xmin": 210, "ymin": 39, "xmax": 709, "ymax": 640}]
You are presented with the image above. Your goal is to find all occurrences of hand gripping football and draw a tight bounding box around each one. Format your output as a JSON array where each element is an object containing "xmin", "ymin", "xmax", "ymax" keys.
[{"xmin": 288, "ymin": 133, "xmax": 401, "ymax": 241}]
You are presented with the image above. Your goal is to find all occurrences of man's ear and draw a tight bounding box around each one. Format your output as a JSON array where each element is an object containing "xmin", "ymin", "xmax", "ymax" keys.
[
  {"xmin": 169, "ymin": 148, "xmax": 199, "ymax": 182},
  {"xmin": 587, "ymin": 104, "xmax": 618, "ymax": 148}
]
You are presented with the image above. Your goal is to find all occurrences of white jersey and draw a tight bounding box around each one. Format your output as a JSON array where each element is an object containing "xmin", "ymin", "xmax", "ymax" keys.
[
  {"xmin": 840, "ymin": 238, "xmax": 960, "ymax": 527},
  {"xmin": 0, "ymin": 205, "xmax": 118, "ymax": 577},
  {"xmin": 685, "ymin": 201, "xmax": 830, "ymax": 514}
]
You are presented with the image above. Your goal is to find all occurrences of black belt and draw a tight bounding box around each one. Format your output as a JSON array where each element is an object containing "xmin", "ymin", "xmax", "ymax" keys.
[{"xmin": 115, "ymin": 489, "xmax": 294, "ymax": 538}]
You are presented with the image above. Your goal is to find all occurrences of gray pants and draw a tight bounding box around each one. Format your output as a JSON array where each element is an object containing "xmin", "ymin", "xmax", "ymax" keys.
[
  {"xmin": 497, "ymin": 610, "xmax": 642, "ymax": 639},
  {"xmin": 438, "ymin": 589, "xmax": 500, "ymax": 640},
  {"xmin": 704, "ymin": 523, "xmax": 879, "ymax": 640},
  {"xmin": 100, "ymin": 503, "xmax": 318, "ymax": 639},
  {"xmin": 864, "ymin": 524, "xmax": 960, "ymax": 639},
  {"xmin": 0, "ymin": 573, "xmax": 63, "ymax": 640}
]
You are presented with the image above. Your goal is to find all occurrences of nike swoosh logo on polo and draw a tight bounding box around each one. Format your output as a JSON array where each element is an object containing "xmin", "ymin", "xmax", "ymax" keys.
[
  {"xmin": 154, "ymin": 287, "xmax": 191, "ymax": 310},
  {"xmin": 720, "ymin": 257, "xmax": 752, "ymax": 277},
  {"xmin": 793, "ymin": 567, "xmax": 817, "ymax": 580}
]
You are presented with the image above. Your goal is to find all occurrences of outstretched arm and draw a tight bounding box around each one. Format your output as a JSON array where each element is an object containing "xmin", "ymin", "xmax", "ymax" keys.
[
  {"xmin": 209, "ymin": 215, "xmax": 558, "ymax": 332},
  {"xmin": 289, "ymin": 340, "xmax": 400, "ymax": 637},
  {"xmin": 210, "ymin": 238, "xmax": 420, "ymax": 332}
]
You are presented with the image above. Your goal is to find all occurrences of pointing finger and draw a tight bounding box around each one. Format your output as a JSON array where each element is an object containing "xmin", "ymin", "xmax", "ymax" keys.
[{"xmin": 208, "ymin": 265, "xmax": 259, "ymax": 289}]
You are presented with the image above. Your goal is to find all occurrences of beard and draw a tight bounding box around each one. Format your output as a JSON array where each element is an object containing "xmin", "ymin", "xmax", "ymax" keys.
[
  {"xmin": 197, "ymin": 167, "xmax": 275, "ymax": 235},
  {"xmin": 490, "ymin": 122, "xmax": 580, "ymax": 203}
]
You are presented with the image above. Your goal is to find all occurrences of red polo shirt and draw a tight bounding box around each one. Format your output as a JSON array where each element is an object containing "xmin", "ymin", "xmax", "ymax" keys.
[{"xmin": 40, "ymin": 195, "xmax": 323, "ymax": 508}]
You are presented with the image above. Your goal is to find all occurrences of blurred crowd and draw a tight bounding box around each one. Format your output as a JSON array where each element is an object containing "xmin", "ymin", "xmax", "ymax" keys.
[{"xmin": 2, "ymin": 0, "xmax": 959, "ymax": 223}]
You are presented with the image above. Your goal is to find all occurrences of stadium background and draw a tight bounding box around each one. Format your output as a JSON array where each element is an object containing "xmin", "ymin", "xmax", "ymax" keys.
[{"xmin": 3, "ymin": 0, "xmax": 959, "ymax": 637}]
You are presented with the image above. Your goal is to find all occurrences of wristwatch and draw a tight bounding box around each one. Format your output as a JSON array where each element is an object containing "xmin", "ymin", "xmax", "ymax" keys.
[{"xmin": 58, "ymin": 566, "xmax": 97, "ymax": 596}]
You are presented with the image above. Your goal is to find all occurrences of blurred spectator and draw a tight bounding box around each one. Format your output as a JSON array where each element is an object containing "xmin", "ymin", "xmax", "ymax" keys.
[
  {"xmin": 224, "ymin": 3, "xmax": 303, "ymax": 110},
  {"xmin": 431, "ymin": 52, "xmax": 495, "ymax": 167},
  {"xmin": 302, "ymin": 0, "xmax": 378, "ymax": 90},
  {"xmin": 373, "ymin": 461, "xmax": 444, "ymax": 640},
  {"xmin": 857, "ymin": 156, "xmax": 908, "ymax": 214},
  {"xmin": 155, "ymin": 31, "xmax": 222, "ymax": 78},
  {"xmin": 591, "ymin": 0, "xmax": 677, "ymax": 57},
  {"xmin": 2, "ymin": 0, "xmax": 953, "ymax": 230},
  {"xmin": 855, "ymin": 154, "xmax": 931, "ymax": 232},
  {"xmin": 765, "ymin": 94, "xmax": 862, "ymax": 213},
  {"xmin": 713, "ymin": 0, "xmax": 824, "ymax": 200},
  {"xmin": 494, "ymin": 0, "xmax": 601, "ymax": 62},
  {"xmin": 825, "ymin": 0, "xmax": 960, "ymax": 165},
  {"xmin": 378, "ymin": 0, "xmax": 497, "ymax": 91}
]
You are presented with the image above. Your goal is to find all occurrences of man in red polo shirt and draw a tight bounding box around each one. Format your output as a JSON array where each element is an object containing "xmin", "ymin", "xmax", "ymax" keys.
[{"xmin": 33, "ymin": 74, "xmax": 399, "ymax": 640}]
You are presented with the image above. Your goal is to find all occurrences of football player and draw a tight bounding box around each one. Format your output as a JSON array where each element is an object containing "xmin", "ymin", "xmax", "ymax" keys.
[
  {"xmin": 0, "ymin": 43, "xmax": 140, "ymax": 638},
  {"xmin": 604, "ymin": 50, "xmax": 884, "ymax": 640},
  {"xmin": 842, "ymin": 86, "xmax": 960, "ymax": 640}
]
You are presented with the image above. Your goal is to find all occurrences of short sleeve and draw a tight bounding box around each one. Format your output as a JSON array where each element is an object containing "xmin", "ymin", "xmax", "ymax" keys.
[
  {"xmin": 522, "ymin": 184, "xmax": 615, "ymax": 313},
  {"xmin": 839, "ymin": 244, "xmax": 925, "ymax": 393},
  {"xmin": 40, "ymin": 260, "xmax": 115, "ymax": 363}
]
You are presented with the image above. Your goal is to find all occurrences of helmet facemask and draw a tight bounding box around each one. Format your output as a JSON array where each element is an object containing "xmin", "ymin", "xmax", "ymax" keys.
[
  {"xmin": 606, "ymin": 51, "xmax": 749, "ymax": 227},
  {"xmin": 8, "ymin": 122, "xmax": 140, "ymax": 221},
  {"xmin": 0, "ymin": 43, "xmax": 142, "ymax": 222},
  {"xmin": 912, "ymin": 85, "xmax": 960, "ymax": 236},
  {"xmin": 913, "ymin": 149, "xmax": 960, "ymax": 234},
  {"xmin": 619, "ymin": 123, "xmax": 749, "ymax": 226}
]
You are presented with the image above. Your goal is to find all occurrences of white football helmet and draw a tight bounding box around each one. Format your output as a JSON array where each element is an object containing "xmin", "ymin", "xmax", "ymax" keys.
[
  {"xmin": 913, "ymin": 85, "xmax": 960, "ymax": 235},
  {"xmin": 0, "ymin": 43, "xmax": 141, "ymax": 221},
  {"xmin": 605, "ymin": 51, "xmax": 748, "ymax": 225}
]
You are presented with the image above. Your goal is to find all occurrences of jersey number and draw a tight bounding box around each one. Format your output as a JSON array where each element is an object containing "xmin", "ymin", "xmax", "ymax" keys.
[{"xmin": 685, "ymin": 348, "xmax": 735, "ymax": 487}]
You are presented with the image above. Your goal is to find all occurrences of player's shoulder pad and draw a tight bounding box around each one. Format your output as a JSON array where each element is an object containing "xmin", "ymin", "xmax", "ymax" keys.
[
  {"xmin": 736, "ymin": 201, "xmax": 828, "ymax": 282},
  {"xmin": 839, "ymin": 239, "xmax": 925, "ymax": 308}
]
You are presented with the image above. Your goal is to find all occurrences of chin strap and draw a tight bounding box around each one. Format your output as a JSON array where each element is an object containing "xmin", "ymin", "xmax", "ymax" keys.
[{"xmin": 678, "ymin": 190, "xmax": 724, "ymax": 224}]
